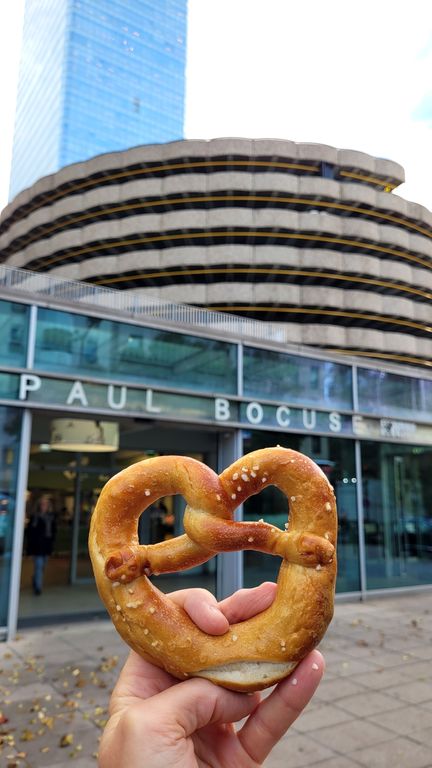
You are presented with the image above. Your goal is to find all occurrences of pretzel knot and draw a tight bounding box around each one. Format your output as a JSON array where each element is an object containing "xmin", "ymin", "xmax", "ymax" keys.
[{"xmin": 89, "ymin": 447, "xmax": 337, "ymax": 692}]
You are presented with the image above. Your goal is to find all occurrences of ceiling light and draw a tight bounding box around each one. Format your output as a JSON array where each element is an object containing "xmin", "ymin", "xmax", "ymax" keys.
[{"xmin": 50, "ymin": 419, "xmax": 119, "ymax": 452}]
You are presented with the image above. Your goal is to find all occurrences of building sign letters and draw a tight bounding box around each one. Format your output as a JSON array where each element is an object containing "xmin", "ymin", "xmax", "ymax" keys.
[{"xmin": 0, "ymin": 372, "xmax": 431, "ymax": 444}]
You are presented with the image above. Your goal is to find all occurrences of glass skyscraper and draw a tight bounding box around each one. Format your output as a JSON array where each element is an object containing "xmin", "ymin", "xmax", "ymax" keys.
[{"xmin": 9, "ymin": 0, "xmax": 187, "ymax": 200}]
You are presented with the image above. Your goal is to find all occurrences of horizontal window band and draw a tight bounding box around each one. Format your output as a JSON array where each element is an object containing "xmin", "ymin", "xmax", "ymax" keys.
[
  {"xmin": 25, "ymin": 228, "xmax": 432, "ymax": 272},
  {"xmin": 89, "ymin": 265, "xmax": 432, "ymax": 303},
  {"xmin": 338, "ymin": 170, "xmax": 397, "ymax": 189},
  {"xmin": 323, "ymin": 346, "xmax": 432, "ymax": 369},
  {"xmin": 1, "ymin": 157, "xmax": 400, "ymax": 237},
  {"xmin": 3, "ymin": 192, "xmax": 430, "ymax": 257},
  {"xmin": 199, "ymin": 305, "xmax": 432, "ymax": 339},
  {"xmin": 0, "ymin": 158, "xmax": 321, "ymax": 235}
]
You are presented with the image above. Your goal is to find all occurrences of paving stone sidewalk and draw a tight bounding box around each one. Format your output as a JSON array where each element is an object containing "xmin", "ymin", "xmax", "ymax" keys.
[{"xmin": 1, "ymin": 592, "xmax": 432, "ymax": 767}]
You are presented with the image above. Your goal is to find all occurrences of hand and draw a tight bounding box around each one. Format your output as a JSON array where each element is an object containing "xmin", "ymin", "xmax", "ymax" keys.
[{"xmin": 99, "ymin": 583, "xmax": 325, "ymax": 767}]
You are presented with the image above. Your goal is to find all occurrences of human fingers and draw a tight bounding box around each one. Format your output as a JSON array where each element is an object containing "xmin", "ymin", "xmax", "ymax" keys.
[
  {"xmin": 109, "ymin": 651, "xmax": 176, "ymax": 713},
  {"xmin": 169, "ymin": 588, "xmax": 230, "ymax": 634},
  {"xmin": 110, "ymin": 583, "xmax": 279, "ymax": 712},
  {"xmin": 102, "ymin": 679, "xmax": 261, "ymax": 768},
  {"xmin": 169, "ymin": 582, "xmax": 277, "ymax": 635},
  {"xmin": 148, "ymin": 677, "xmax": 260, "ymax": 735},
  {"xmin": 238, "ymin": 649, "xmax": 325, "ymax": 764},
  {"xmin": 218, "ymin": 581, "xmax": 277, "ymax": 624}
]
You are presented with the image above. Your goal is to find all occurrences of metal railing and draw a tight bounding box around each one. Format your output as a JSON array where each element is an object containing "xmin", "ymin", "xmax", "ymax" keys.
[
  {"xmin": 0, "ymin": 264, "xmax": 290, "ymax": 345},
  {"xmin": 1, "ymin": 264, "xmax": 429, "ymax": 377}
]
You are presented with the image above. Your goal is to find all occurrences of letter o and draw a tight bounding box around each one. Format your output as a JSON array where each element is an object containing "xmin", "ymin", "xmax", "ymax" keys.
[{"xmin": 246, "ymin": 402, "xmax": 264, "ymax": 425}]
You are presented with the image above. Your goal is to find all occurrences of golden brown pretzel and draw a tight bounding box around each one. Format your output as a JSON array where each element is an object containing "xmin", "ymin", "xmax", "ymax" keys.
[{"xmin": 89, "ymin": 447, "xmax": 337, "ymax": 691}]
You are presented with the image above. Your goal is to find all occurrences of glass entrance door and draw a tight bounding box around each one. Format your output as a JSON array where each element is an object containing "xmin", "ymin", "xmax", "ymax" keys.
[
  {"xmin": 20, "ymin": 447, "xmax": 106, "ymax": 620},
  {"xmin": 69, "ymin": 454, "xmax": 110, "ymax": 582},
  {"xmin": 362, "ymin": 442, "xmax": 432, "ymax": 589}
]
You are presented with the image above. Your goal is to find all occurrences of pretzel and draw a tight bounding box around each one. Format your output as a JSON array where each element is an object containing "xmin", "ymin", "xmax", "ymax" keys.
[{"xmin": 89, "ymin": 447, "xmax": 337, "ymax": 691}]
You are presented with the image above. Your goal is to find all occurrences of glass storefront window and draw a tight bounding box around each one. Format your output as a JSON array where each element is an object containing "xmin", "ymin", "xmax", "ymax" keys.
[
  {"xmin": 358, "ymin": 368, "xmax": 432, "ymax": 424},
  {"xmin": 362, "ymin": 441, "xmax": 432, "ymax": 590},
  {"xmin": 0, "ymin": 407, "xmax": 22, "ymax": 628},
  {"xmin": 243, "ymin": 347, "xmax": 352, "ymax": 410},
  {"xmin": 0, "ymin": 300, "xmax": 29, "ymax": 367},
  {"xmin": 242, "ymin": 430, "xmax": 360, "ymax": 593},
  {"xmin": 19, "ymin": 414, "xmax": 217, "ymax": 624},
  {"xmin": 34, "ymin": 308, "xmax": 237, "ymax": 394},
  {"xmin": 0, "ymin": 373, "xmax": 20, "ymax": 401}
]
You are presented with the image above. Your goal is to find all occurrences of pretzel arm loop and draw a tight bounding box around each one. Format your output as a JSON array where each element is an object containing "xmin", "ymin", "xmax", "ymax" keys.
[
  {"xmin": 105, "ymin": 534, "xmax": 216, "ymax": 583},
  {"xmin": 183, "ymin": 509, "xmax": 333, "ymax": 565},
  {"xmin": 183, "ymin": 507, "xmax": 279, "ymax": 553},
  {"xmin": 276, "ymin": 532, "xmax": 335, "ymax": 566},
  {"xmin": 105, "ymin": 545, "xmax": 142, "ymax": 583},
  {"xmin": 183, "ymin": 509, "xmax": 334, "ymax": 566}
]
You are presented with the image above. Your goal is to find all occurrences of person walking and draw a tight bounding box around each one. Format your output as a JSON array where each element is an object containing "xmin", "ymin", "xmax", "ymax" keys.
[{"xmin": 26, "ymin": 494, "xmax": 56, "ymax": 595}]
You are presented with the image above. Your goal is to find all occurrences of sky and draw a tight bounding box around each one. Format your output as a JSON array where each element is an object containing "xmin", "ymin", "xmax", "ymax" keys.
[{"xmin": 1, "ymin": 0, "xmax": 431, "ymax": 212}]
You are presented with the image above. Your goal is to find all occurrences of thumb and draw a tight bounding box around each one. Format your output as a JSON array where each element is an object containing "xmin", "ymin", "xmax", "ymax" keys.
[{"xmin": 148, "ymin": 677, "xmax": 260, "ymax": 734}]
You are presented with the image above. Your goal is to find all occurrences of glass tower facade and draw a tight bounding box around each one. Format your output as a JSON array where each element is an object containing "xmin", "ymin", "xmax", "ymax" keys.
[{"xmin": 9, "ymin": 0, "xmax": 187, "ymax": 200}]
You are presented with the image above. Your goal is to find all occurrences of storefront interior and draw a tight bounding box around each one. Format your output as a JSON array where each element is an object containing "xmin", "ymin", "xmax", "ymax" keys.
[
  {"xmin": 2, "ymin": 292, "xmax": 432, "ymax": 638},
  {"xmin": 242, "ymin": 431, "xmax": 432, "ymax": 594},
  {"xmin": 14, "ymin": 413, "xmax": 432, "ymax": 626},
  {"xmin": 19, "ymin": 412, "xmax": 220, "ymax": 624}
]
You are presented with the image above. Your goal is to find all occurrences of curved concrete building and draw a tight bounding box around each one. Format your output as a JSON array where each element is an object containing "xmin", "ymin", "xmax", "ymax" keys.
[{"xmin": 1, "ymin": 138, "xmax": 431, "ymax": 369}]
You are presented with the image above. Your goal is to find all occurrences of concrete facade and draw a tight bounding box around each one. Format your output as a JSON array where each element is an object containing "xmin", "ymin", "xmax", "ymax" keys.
[{"xmin": 1, "ymin": 138, "xmax": 431, "ymax": 368}]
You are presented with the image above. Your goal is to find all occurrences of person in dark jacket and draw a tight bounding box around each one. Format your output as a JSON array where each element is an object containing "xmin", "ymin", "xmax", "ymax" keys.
[{"xmin": 26, "ymin": 495, "xmax": 56, "ymax": 595}]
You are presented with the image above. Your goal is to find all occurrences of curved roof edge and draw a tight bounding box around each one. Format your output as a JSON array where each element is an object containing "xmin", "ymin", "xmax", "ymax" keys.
[{"xmin": 1, "ymin": 137, "xmax": 408, "ymax": 223}]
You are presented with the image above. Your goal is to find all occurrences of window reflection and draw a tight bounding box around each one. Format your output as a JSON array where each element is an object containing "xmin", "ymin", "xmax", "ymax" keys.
[
  {"xmin": 0, "ymin": 300, "xmax": 29, "ymax": 367},
  {"xmin": 34, "ymin": 308, "xmax": 237, "ymax": 394},
  {"xmin": 243, "ymin": 347, "xmax": 352, "ymax": 410},
  {"xmin": 358, "ymin": 368, "xmax": 432, "ymax": 423},
  {"xmin": 362, "ymin": 442, "xmax": 432, "ymax": 589},
  {"xmin": 242, "ymin": 430, "xmax": 360, "ymax": 593}
]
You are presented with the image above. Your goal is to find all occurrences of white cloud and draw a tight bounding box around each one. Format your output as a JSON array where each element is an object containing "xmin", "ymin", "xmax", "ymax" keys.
[
  {"xmin": 185, "ymin": 0, "xmax": 432, "ymax": 208},
  {"xmin": 0, "ymin": 0, "xmax": 431, "ymax": 211}
]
